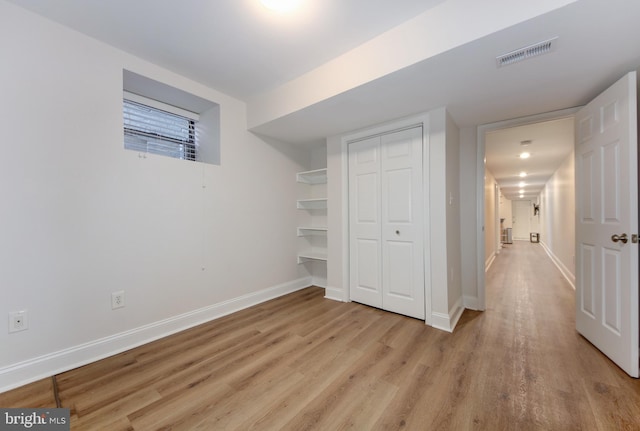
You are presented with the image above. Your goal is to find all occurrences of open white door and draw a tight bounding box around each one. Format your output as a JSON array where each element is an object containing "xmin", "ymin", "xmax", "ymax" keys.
[{"xmin": 575, "ymin": 71, "xmax": 639, "ymax": 378}]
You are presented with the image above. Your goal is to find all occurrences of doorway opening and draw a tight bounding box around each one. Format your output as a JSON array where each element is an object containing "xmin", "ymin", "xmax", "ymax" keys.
[
  {"xmin": 476, "ymin": 107, "xmax": 579, "ymax": 310},
  {"xmin": 476, "ymin": 71, "xmax": 639, "ymax": 378}
]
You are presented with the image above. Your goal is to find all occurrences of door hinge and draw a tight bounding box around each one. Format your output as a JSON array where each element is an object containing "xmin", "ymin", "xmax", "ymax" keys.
[{"xmin": 632, "ymin": 234, "xmax": 638, "ymax": 244}]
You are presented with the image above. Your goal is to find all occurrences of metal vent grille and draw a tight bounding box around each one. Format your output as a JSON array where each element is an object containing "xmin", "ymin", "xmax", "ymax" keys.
[{"xmin": 496, "ymin": 37, "xmax": 558, "ymax": 68}]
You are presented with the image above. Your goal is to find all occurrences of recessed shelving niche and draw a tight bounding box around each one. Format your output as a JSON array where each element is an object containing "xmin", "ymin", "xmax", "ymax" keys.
[{"xmin": 296, "ymin": 168, "xmax": 327, "ymax": 264}]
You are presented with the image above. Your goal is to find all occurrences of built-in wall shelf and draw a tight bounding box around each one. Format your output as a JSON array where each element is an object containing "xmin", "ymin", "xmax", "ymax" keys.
[
  {"xmin": 296, "ymin": 198, "xmax": 328, "ymax": 210},
  {"xmin": 296, "ymin": 168, "xmax": 327, "ymax": 185},
  {"xmin": 297, "ymin": 249, "xmax": 328, "ymax": 263},
  {"xmin": 296, "ymin": 168, "xmax": 328, "ymax": 266},
  {"xmin": 297, "ymin": 227, "xmax": 328, "ymax": 236}
]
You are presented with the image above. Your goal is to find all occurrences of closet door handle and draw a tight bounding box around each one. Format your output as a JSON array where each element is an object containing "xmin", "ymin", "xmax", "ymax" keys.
[{"xmin": 611, "ymin": 233, "xmax": 628, "ymax": 244}]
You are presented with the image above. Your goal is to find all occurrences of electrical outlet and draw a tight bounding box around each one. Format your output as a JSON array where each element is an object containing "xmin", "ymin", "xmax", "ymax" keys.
[
  {"xmin": 9, "ymin": 310, "xmax": 28, "ymax": 333},
  {"xmin": 111, "ymin": 291, "xmax": 125, "ymax": 310}
]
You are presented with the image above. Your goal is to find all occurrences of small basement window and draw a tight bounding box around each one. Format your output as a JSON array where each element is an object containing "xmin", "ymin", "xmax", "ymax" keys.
[
  {"xmin": 123, "ymin": 94, "xmax": 198, "ymax": 161},
  {"xmin": 123, "ymin": 70, "xmax": 220, "ymax": 165}
]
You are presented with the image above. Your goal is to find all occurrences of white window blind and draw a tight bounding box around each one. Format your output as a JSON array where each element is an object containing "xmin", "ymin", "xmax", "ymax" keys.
[{"xmin": 123, "ymin": 98, "xmax": 196, "ymax": 161}]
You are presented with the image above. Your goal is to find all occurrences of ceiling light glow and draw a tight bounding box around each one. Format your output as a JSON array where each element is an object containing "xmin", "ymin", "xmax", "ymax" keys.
[
  {"xmin": 519, "ymin": 171, "xmax": 527, "ymax": 178},
  {"xmin": 519, "ymin": 182, "xmax": 526, "ymax": 187},
  {"xmin": 519, "ymin": 189, "xmax": 524, "ymax": 194},
  {"xmin": 519, "ymin": 152, "xmax": 531, "ymax": 159},
  {"xmin": 260, "ymin": 0, "xmax": 301, "ymax": 12}
]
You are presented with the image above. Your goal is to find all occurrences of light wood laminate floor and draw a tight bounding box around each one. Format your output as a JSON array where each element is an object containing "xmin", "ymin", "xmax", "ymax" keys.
[{"xmin": 2, "ymin": 241, "xmax": 640, "ymax": 430}]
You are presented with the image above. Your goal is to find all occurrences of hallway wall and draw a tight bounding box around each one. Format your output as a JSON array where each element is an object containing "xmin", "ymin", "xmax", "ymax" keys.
[
  {"xmin": 538, "ymin": 150, "xmax": 576, "ymax": 286},
  {"xmin": 484, "ymin": 168, "xmax": 498, "ymax": 269},
  {"xmin": 459, "ymin": 127, "xmax": 479, "ymax": 309},
  {"xmin": 499, "ymin": 191, "xmax": 512, "ymax": 229}
]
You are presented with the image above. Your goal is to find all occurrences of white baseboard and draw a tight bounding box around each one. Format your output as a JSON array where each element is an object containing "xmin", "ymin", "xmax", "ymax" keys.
[
  {"xmin": 485, "ymin": 252, "xmax": 496, "ymax": 272},
  {"xmin": 540, "ymin": 241, "xmax": 575, "ymax": 289},
  {"xmin": 311, "ymin": 276, "xmax": 327, "ymax": 289},
  {"xmin": 463, "ymin": 295, "xmax": 481, "ymax": 311},
  {"xmin": 324, "ymin": 286, "xmax": 346, "ymax": 302},
  {"xmin": 0, "ymin": 276, "xmax": 313, "ymax": 394},
  {"xmin": 431, "ymin": 297, "xmax": 464, "ymax": 333}
]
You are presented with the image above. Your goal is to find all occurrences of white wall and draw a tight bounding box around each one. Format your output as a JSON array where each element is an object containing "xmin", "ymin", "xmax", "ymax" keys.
[
  {"xmin": 539, "ymin": 150, "xmax": 575, "ymax": 286},
  {"xmin": 326, "ymin": 135, "xmax": 346, "ymax": 302},
  {"xmin": 0, "ymin": 2, "xmax": 311, "ymax": 391},
  {"xmin": 445, "ymin": 111, "xmax": 462, "ymax": 321},
  {"xmin": 484, "ymin": 169, "xmax": 498, "ymax": 268},
  {"xmin": 499, "ymin": 191, "xmax": 512, "ymax": 229},
  {"xmin": 310, "ymin": 145, "xmax": 327, "ymax": 171},
  {"xmin": 459, "ymin": 127, "xmax": 480, "ymax": 309},
  {"xmin": 531, "ymin": 199, "xmax": 541, "ymax": 233}
]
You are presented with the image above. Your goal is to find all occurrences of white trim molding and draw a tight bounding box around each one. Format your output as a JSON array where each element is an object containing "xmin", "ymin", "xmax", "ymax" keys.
[
  {"xmin": 0, "ymin": 277, "xmax": 312, "ymax": 393},
  {"xmin": 324, "ymin": 286, "xmax": 346, "ymax": 302},
  {"xmin": 431, "ymin": 297, "xmax": 464, "ymax": 333},
  {"xmin": 463, "ymin": 295, "xmax": 481, "ymax": 311},
  {"xmin": 540, "ymin": 241, "xmax": 576, "ymax": 289},
  {"xmin": 485, "ymin": 252, "xmax": 496, "ymax": 272}
]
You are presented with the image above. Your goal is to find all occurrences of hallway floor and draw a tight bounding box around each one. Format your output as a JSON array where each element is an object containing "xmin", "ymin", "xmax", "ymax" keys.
[{"xmin": 484, "ymin": 240, "xmax": 640, "ymax": 429}]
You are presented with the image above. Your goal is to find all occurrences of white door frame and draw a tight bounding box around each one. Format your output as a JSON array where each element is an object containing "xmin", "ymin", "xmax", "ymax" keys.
[
  {"xmin": 475, "ymin": 107, "xmax": 579, "ymax": 310},
  {"xmin": 340, "ymin": 113, "xmax": 432, "ymax": 325},
  {"xmin": 495, "ymin": 183, "xmax": 500, "ymax": 254}
]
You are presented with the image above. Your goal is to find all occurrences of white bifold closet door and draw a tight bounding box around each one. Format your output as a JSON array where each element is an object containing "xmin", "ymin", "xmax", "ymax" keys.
[{"xmin": 348, "ymin": 126, "xmax": 425, "ymax": 320}]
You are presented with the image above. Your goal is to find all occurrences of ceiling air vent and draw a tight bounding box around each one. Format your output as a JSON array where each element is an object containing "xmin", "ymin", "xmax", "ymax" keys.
[{"xmin": 496, "ymin": 37, "xmax": 558, "ymax": 68}]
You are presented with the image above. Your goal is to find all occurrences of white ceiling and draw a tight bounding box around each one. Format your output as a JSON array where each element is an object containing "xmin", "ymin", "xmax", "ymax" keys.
[
  {"xmin": 6, "ymin": 0, "xmax": 640, "ymax": 156},
  {"xmin": 485, "ymin": 117, "xmax": 575, "ymax": 201},
  {"xmin": 6, "ymin": 0, "xmax": 444, "ymax": 100},
  {"xmin": 246, "ymin": 0, "xmax": 640, "ymax": 144},
  {"xmin": 243, "ymin": 0, "xmax": 636, "ymax": 202}
]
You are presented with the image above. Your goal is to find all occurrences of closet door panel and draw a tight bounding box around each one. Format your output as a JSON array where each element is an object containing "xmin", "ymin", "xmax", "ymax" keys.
[
  {"xmin": 386, "ymin": 168, "xmax": 413, "ymax": 222},
  {"xmin": 381, "ymin": 127, "xmax": 425, "ymax": 319},
  {"xmin": 386, "ymin": 241, "xmax": 415, "ymax": 298},
  {"xmin": 349, "ymin": 137, "xmax": 382, "ymax": 308}
]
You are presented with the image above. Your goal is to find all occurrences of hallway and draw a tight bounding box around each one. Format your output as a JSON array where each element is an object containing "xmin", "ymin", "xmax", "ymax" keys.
[{"xmin": 483, "ymin": 240, "xmax": 640, "ymax": 429}]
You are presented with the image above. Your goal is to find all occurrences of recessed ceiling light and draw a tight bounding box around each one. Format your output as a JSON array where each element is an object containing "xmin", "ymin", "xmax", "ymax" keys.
[
  {"xmin": 260, "ymin": 0, "xmax": 301, "ymax": 12},
  {"xmin": 519, "ymin": 189, "xmax": 525, "ymax": 194},
  {"xmin": 520, "ymin": 195, "xmax": 524, "ymax": 198},
  {"xmin": 519, "ymin": 152, "xmax": 531, "ymax": 159},
  {"xmin": 519, "ymin": 171, "xmax": 527, "ymax": 178},
  {"xmin": 519, "ymin": 182, "xmax": 526, "ymax": 187}
]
